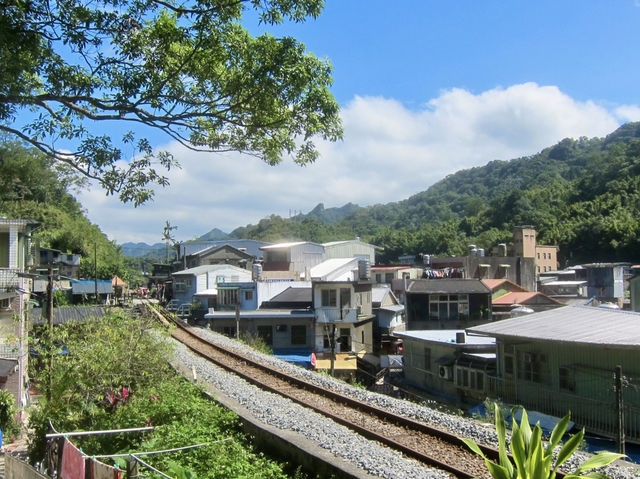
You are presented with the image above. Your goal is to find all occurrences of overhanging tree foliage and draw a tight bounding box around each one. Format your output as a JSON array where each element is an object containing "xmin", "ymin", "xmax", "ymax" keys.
[{"xmin": 1, "ymin": 0, "xmax": 342, "ymax": 205}]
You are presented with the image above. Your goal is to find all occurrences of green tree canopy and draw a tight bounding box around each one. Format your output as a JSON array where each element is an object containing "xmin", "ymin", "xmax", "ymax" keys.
[{"xmin": 1, "ymin": 0, "xmax": 342, "ymax": 205}]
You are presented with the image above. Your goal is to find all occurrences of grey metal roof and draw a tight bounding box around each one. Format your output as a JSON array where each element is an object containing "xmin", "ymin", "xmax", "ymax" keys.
[
  {"xmin": 71, "ymin": 281, "xmax": 113, "ymax": 295},
  {"xmin": 172, "ymin": 264, "xmax": 247, "ymax": 276},
  {"xmin": 467, "ymin": 305, "xmax": 640, "ymax": 347},
  {"xmin": 407, "ymin": 279, "xmax": 490, "ymax": 294},
  {"xmin": 264, "ymin": 287, "xmax": 312, "ymax": 304},
  {"xmin": 31, "ymin": 306, "xmax": 107, "ymax": 326}
]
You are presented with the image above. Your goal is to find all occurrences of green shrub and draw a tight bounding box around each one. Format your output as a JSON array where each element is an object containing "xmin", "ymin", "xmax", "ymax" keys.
[
  {"xmin": 463, "ymin": 404, "xmax": 624, "ymax": 479},
  {"xmin": 0, "ymin": 389, "xmax": 21, "ymax": 439}
]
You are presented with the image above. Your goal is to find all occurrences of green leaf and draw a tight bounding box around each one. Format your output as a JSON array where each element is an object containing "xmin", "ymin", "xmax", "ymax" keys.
[
  {"xmin": 553, "ymin": 429, "xmax": 584, "ymax": 470},
  {"xmin": 573, "ymin": 452, "xmax": 625, "ymax": 475},
  {"xmin": 486, "ymin": 461, "xmax": 513, "ymax": 479},
  {"xmin": 462, "ymin": 438, "xmax": 488, "ymax": 460},
  {"xmin": 546, "ymin": 412, "xmax": 571, "ymax": 455}
]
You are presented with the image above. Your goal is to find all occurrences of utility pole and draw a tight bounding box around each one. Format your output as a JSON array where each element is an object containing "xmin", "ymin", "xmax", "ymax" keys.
[
  {"xmin": 94, "ymin": 242, "xmax": 98, "ymax": 304},
  {"xmin": 615, "ymin": 365, "xmax": 625, "ymax": 455},
  {"xmin": 235, "ymin": 299, "xmax": 240, "ymax": 340},
  {"xmin": 330, "ymin": 323, "xmax": 336, "ymax": 377}
]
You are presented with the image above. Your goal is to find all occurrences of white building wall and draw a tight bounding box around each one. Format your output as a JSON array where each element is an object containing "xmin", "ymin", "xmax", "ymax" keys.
[{"xmin": 9, "ymin": 227, "xmax": 18, "ymax": 269}]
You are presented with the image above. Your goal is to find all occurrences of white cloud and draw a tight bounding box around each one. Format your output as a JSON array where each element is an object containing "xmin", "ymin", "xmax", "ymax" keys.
[
  {"xmin": 77, "ymin": 82, "xmax": 627, "ymax": 244},
  {"xmin": 615, "ymin": 104, "xmax": 640, "ymax": 122}
]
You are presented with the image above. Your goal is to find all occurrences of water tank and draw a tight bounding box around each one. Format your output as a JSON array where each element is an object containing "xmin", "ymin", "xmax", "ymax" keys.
[
  {"xmin": 469, "ymin": 244, "xmax": 477, "ymax": 257},
  {"xmin": 478, "ymin": 248, "xmax": 485, "ymax": 257},
  {"xmin": 422, "ymin": 254, "xmax": 431, "ymax": 265},
  {"xmin": 358, "ymin": 259, "xmax": 371, "ymax": 280}
]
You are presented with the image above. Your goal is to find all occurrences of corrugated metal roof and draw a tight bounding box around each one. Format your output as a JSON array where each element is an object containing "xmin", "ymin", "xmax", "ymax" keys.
[
  {"xmin": 395, "ymin": 330, "xmax": 495, "ymax": 346},
  {"xmin": 32, "ymin": 306, "xmax": 106, "ymax": 326},
  {"xmin": 310, "ymin": 257, "xmax": 357, "ymax": 279},
  {"xmin": 467, "ymin": 305, "xmax": 640, "ymax": 347},
  {"xmin": 407, "ymin": 279, "xmax": 490, "ymax": 294},
  {"xmin": 261, "ymin": 241, "xmax": 321, "ymax": 250},
  {"xmin": 267, "ymin": 287, "xmax": 312, "ymax": 303},
  {"xmin": 71, "ymin": 281, "xmax": 113, "ymax": 294},
  {"xmin": 172, "ymin": 264, "xmax": 246, "ymax": 276},
  {"xmin": 492, "ymin": 291, "xmax": 561, "ymax": 305}
]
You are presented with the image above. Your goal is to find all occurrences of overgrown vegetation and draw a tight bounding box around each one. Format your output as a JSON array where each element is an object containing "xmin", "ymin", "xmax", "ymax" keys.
[
  {"xmin": 27, "ymin": 311, "xmax": 294, "ymax": 477},
  {"xmin": 0, "ymin": 389, "xmax": 21, "ymax": 439},
  {"xmin": 0, "ymin": 139, "xmax": 144, "ymax": 286}
]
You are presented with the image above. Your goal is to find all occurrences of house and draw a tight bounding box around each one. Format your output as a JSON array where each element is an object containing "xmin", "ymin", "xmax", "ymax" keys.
[
  {"xmin": 323, "ymin": 238, "xmax": 377, "ymax": 264},
  {"xmin": 395, "ymin": 330, "xmax": 496, "ymax": 404},
  {"xmin": 183, "ymin": 243, "xmax": 255, "ymax": 270},
  {"xmin": 467, "ymin": 305, "xmax": 640, "ymax": 443},
  {"xmin": 582, "ymin": 263, "xmax": 630, "ymax": 307},
  {"xmin": 204, "ymin": 286, "xmax": 315, "ymax": 362},
  {"xmin": 371, "ymin": 285, "xmax": 405, "ymax": 353},
  {"xmin": 371, "ymin": 265, "xmax": 423, "ymax": 304},
  {"xmin": 311, "ymin": 257, "xmax": 375, "ymax": 375},
  {"xmin": 429, "ymin": 255, "xmax": 536, "ymax": 291},
  {"xmin": 482, "ymin": 279, "xmax": 563, "ymax": 319},
  {"xmin": 260, "ymin": 242, "xmax": 325, "ymax": 280},
  {"xmin": 537, "ymin": 267, "xmax": 588, "ymax": 304},
  {"xmin": 0, "ymin": 217, "xmax": 38, "ymax": 421},
  {"xmin": 512, "ymin": 225, "xmax": 559, "ymax": 274},
  {"xmin": 178, "ymin": 239, "xmax": 271, "ymax": 262},
  {"xmin": 70, "ymin": 280, "xmax": 113, "ymax": 303},
  {"xmin": 172, "ymin": 264, "xmax": 252, "ymax": 310},
  {"xmin": 38, "ymin": 247, "xmax": 81, "ymax": 279},
  {"xmin": 405, "ymin": 279, "xmax": 492, "ymax": 330}
]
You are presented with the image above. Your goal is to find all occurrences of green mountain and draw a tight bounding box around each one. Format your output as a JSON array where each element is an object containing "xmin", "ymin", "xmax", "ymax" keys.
[
  {"xmin": 198, "ymin": 228, "xmax": 231, "ymax": 241},
  {"xmin": 233, "ymin": 122, "xmax": 640, "ymax": 265}
]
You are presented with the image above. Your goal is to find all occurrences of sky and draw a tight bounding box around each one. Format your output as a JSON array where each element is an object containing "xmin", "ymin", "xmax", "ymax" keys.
[{"xmin": 75, "ymin": 1, "xmax": 640, "ymax": 246}]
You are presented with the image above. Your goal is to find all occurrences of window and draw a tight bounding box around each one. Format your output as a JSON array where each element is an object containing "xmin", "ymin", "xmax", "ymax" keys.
[
  {"xmin": 291, "ymin": 325, "xmax": 306, "ymax": 345},
  {"xmin": 375, "ymin": 274, "xmax": 382, "ymax": 283},
  {"xmin": 455, "ymin": 367, "xmax": 485, "ymax": 391},
  {"xmin": 428, "ymin": 294, "xmax": 469, "ymax": 320},
  {"xmin": 174, "ymin": 280, "xmax": 186, "ymax": 293},
  {"xmin": 423, "ymin": 347, "xmax": 431, "ymax": 371},
  {"xmin": 559, "ymin": 366, "xmax": 575, "ymax": 392},
  {"xmin": 321, "ymin": 289, "xmax": 337, "ymax": 307},
  {"xmin": 244, "ymin": 290, "xmax": 253, "ymax": 301},
  {"xmin": 276, "ymin": 324, "xmax": 288, "ymax": 333},
  {"xmin": 537, "ymin": 252, "xmax": 540, "ymax": 259},
  {"xmin": 385, "ymin": 273, "xmax": 394, "ymax": 283}
]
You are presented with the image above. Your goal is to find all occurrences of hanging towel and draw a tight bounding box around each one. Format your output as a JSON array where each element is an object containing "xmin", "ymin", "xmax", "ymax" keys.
[
  {"xmin": 89, "ymin": 458, "xmax": 123, "ymax": 479},
  {"xmin": 60, "ymin": 439, "xmax": 86, "ymax": 479}
]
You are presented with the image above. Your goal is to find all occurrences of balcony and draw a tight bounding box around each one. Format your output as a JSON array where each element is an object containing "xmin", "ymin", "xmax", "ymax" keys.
[
  {"xmin": 0, "ymin": 269, "xmax": 19, "ymax": 293},
  {"xmin": 315, "ymin": 307, "xmax": 358, "ymax": 323}
]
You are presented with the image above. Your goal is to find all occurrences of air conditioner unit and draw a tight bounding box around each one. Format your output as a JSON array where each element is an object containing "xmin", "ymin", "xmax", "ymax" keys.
[{"xmin": 438, "ymin": 365, "xmax": 453, "ymax": 380}]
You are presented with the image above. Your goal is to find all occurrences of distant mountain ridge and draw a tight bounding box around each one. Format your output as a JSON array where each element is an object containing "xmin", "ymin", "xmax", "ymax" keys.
[{"xmin": 120, "ymin": 122, "xmax": 640, "ymax": 264}]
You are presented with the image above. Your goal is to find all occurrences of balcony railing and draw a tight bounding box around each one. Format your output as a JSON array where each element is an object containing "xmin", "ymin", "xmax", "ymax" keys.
[
  {"xmin": 0, "ymin": 269, "xmax": 19, "ymax": 293},
  {"xmin": 315, "ymin": 307, "xmax": 358, "ymax": 323}
]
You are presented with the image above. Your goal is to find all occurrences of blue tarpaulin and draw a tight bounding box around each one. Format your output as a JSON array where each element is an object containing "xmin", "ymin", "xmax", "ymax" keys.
[{"xmin": 273, "ymin": 349, "xmax": 315, "ymax": 369}]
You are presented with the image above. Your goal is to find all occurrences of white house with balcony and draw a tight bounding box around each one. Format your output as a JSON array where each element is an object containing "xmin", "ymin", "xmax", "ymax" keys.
[
  {"xmin": 0, "ymin": 217, "xmax": 38, "ymax": 422},
  {"xmin": 310, "ymin": 258, "xmax": 375, "ymax": 373}
]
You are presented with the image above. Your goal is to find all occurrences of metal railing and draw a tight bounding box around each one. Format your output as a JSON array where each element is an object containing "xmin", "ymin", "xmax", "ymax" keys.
[
  {"xmin": 0, "ymin": 268, "xmax": 19, "ymax": 292},
  {"xmin": 315, "ymin": 307, "xmax": 358, "ymax": 323}
]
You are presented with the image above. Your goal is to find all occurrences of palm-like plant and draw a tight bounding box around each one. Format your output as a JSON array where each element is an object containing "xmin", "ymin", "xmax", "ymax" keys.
[{"xmin": 462, "ymin": 404, "xmax": 624, "ymax": 479}]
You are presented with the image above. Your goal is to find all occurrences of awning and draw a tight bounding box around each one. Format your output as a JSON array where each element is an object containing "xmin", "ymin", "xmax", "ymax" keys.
[
  {"xmin": 499, "ymin": 264, "xmax": 511, "ymax": 268},
  {"xmin": 479, "ymin": 264, "xmax": 491, "ymax": 268}
]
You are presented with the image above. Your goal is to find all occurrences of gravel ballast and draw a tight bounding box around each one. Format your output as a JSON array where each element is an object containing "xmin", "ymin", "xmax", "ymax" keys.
[{"xmin": 169, "ymin": 325, "xmax": 639, "ymax": 479}]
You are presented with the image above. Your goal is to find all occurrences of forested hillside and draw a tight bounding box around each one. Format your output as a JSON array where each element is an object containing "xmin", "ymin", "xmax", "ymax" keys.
[
  {"xmin": 0, "ymin": 139, "xmax": 142, "ymax": 284},
  {"xmin": 233, "ymin": 122, "xmax": 640, "ymax": 265}
]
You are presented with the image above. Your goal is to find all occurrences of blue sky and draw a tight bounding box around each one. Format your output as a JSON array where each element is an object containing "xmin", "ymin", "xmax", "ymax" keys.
[{"xmin": 77, "ymin": 1, "xmax": 640, "ymax": 245}]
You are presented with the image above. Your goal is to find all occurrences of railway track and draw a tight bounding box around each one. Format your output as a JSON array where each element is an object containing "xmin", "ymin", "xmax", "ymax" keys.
[{"xmin": 141, "ymin": 301, "xmax": 506, "ymax": 478}]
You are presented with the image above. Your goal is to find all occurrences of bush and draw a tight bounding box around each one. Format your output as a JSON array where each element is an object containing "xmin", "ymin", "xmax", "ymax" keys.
[
  {"xmin": 0, "ymin": 389, "xmax": 21, "ymax": 439},
  {"xmin": 463, "ymin": 404, "xmax": 624, "ymax": 479}
]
